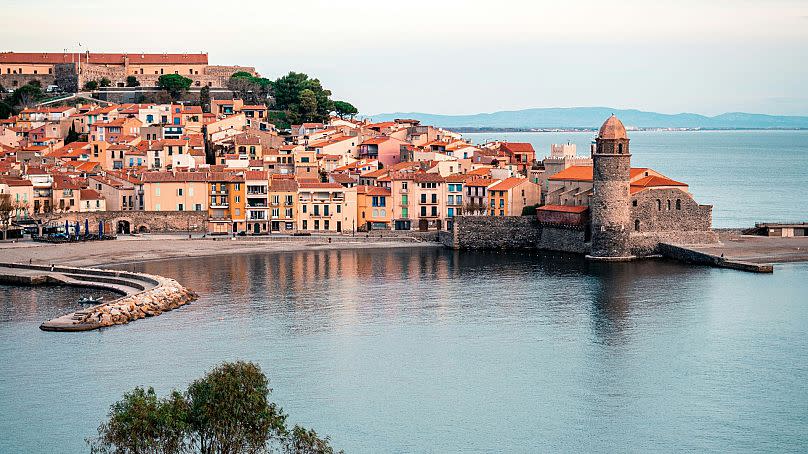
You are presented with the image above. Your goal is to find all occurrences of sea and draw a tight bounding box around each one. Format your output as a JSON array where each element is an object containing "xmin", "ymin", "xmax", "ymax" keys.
[
  {"xmin": 463, "ymin": 130, "xmax": 808, "ymax": 228},
  {"xmin": 1, "ymin": 131, "xmax": 807, "ymax": 453}
]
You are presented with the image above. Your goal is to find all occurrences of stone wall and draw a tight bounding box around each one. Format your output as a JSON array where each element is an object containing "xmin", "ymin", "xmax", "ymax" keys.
[
  {"xmin": 630, "ymin": 187, "xmax": 717, "ymax": 255},
  {"xmin": 56, "ymin": 211, "xmax": 209, "ymax": 233},
  {"xmin": 449, "ymin": 215, "xmax": 542, "ymax": 249},
  {"xmin": 538, "ymin": 226, "xmax": 590, "ymax": 254},
  {"xmin": 631, "ymin": 231, "xmax": 719, "ymax": 256}
]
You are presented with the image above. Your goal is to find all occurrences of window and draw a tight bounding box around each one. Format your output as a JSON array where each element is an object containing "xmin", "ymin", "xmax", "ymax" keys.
[
  {"xmin": 456, "ymin": 195, "xmax": 462, "ymax": 205},
  {"xmin": 656, "ymin": 199, "xmax": 662, "ymax": 211},
  {"xmin": 178, "ymin": 188, "xmax": 183, "ymax": 196},
  {"xmin": 302, "ymin": 205, "xmax": 307, "ymax": 213},
  {"xmin": 632, "ymin": 200, "xmax": 638, "ymax": 207},
  {"xmin": 635, "ymin": 219, "xmax": 640, "ymax": 231},
  {"xmin": 235, "ymin": 196, "xmax": 240, "ymax": 203},
  {"xmin": 401, "ymin": 182, "xmax": 408, "ymax": 190},
  {"xmin": 431, "ymin": 206, "xmax": 437, "ymax": 216},
  {"xmin": 324, "ymin": 205, "xmax": 329, "ymax": 216},
  {"xmin": 285, "ymin": 195, "xmax": 293, "ymax": 205},
  {"xmin": 285, "ymin": 208, "xmax": 292, "ymax": 218},
  {"xmin": 448, "ymin": 195, "xmax": 454, "ymax": 205},
  {"xmin": 314, "ymin": 220, "xmax": 320, "ymax": 230},
  {"xmin": 303, "ymin": 220, "xmax": 308, "ymax": 230},
  {"xmin": 178, "ymin": 203, "xmax": 184, "ymax": 211},
  {"xmin": 667, "ymin": 200, "xmax": 671, "ymax": 210},
  {"xmin": 499, "ymin": 199, "xmax": 504, "ymax": 208},
  {"xmin": 420, "ymin": 206, "xmax": 427, "ymax": 216},
  {"xmin": 336, "ymin": 205, "xmax": 341, "ymax": 213},
  {"xmin": 676, "ymin": 199, "xmax": 681, "ymax": 210},
  {"xmin": 401, "ymin": 195, "xmax": 408, "ymax": 205},
  {"xmin": 324, "ymin": 220, "xmax": 330, "ymax": 230},
  {"xmin": 402, "ymin": 207, "xmax": 408, "ymax": 218},
  {"xmin": 314, "ymin": 205, "xmax": 320, "ymax": 216},
  {"xmin": 618, "ymin": 143, "xmax": 623, "ymax": 154},
  {"xmin": 421, "ymin": 194, "xmax": 426, "ymax": 203},
  {"xmin": 195, "ymin": 204, "xmax": 202, "ymax": 211},
  {"xmin": 431, "ymin": 194, "xmax": 437, "ymax": 204},
  {"xmin": 448, "ymin": 208, "xmax": 454, "ymax": 217},
  {"xmin": 490, "ymin": 199, "xmax": 495, "ymax": 207}
]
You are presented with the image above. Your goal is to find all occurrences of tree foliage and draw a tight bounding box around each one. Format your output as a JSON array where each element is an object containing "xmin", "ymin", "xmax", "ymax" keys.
[
  {"xmin": 199, "ymin": 85, "xmax": 211, "ymax": 113},
  {"xmin": 65, "ymin": 124, "xmax": 80, "ymax": 144},
  {"xmin": 84, "ymin": 80, "xmax": 99, "ymax": 91},
  {"xmin": 158, "ymin": 74, "xmax": 193, "ymax": 101},
  {"xmin": 10, "ymin": 82, "xmax": 44, "ymax": 109},
  {"xmin": 270, "ymin": 72, "xmax": 335, "ymax": 124},
  {"xmin": 332, "ymin": 101, "xmax": 358, "ymax": 119},
  {"xmin": 100, "ymin": 77, "xmax": 112, "ymax": 87},
  {"xmin": 126, "ymin": 76, "xmax": 141, "ymax": 87},
  {"xmin": 88, "ymin": 361, "xmax": 340, "ymax": 454},
  {"xmin": 227, "ymin": 72, "xmax": 271, "ymax": 105}
]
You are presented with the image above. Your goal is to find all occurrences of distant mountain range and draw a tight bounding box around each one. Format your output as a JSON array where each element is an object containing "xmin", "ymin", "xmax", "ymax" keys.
[{"xmin": 366, "ymin": 107, "xmax": 808, "ymax": 130}]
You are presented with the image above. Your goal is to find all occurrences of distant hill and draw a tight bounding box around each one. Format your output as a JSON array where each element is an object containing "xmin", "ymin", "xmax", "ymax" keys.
[{"xmin": 366, "ymin": 107, "xmax": 808, "ymax": 130}]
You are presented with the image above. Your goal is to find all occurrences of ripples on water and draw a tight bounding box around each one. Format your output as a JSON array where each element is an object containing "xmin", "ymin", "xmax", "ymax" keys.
[{"xmin": 1, "ymin": 248, "xmax": 807, "ymax": 452}]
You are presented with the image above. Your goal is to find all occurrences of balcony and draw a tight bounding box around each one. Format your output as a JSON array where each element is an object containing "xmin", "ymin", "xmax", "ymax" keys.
[{"xmin": 210, "ymin": 201, "xmax": 229, "ymax": 208}]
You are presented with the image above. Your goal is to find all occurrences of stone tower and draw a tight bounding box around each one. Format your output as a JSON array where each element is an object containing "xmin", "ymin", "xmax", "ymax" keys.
[{"xmin": 588, "ymin": 115, "xmax": 634, "ymax": 260}]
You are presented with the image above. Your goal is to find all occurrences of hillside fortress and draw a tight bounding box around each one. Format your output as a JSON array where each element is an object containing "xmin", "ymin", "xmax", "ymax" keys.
[
  {"xmin": 447, "ymin": 115, "xmax": 719, "ymax": 257},
  {"xmin": 0, "ymin": 51, "xmax": 256, "ymax": 92}
]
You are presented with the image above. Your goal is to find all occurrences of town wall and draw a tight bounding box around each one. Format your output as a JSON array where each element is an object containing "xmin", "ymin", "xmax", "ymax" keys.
[
  {"xmin": 56, "ymin": 211, "xmax": 209, "ymax": 233},
  {"xmin": 538, "ymin": 226, "xmax": 589, "ymax": 254},
  {"xmin": 448, "ymin": 215, "xmax": 542, "ymax": 249}
]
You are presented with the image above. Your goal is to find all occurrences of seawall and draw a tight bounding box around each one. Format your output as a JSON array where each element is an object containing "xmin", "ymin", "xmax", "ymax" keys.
[{"xmin": 0, "ymin": 263, "xmax": 197, "ymax": 331}]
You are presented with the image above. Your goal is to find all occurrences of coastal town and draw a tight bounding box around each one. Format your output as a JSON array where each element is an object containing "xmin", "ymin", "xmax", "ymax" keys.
[{"xmin": 0, "ymin": 51, "xmax": 717, "ymax": 246}]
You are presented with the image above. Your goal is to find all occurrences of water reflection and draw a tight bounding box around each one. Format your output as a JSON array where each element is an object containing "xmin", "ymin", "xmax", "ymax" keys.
[{"xmin": 4, "ymin": 249, "xmax": 802, "ymax": 453}]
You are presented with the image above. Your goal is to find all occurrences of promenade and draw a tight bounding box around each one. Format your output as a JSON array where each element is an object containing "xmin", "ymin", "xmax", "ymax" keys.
[{"xmin": 0, "ymin": 233, "xmax": 442, "ymax": 267}]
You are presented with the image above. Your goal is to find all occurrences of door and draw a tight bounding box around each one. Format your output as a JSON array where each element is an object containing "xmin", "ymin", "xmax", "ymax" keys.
[
  {"xmin": 253, "ymin": 223, "xmax": 260, "ymax": 234},
  {"xmin": 336, "ymin": 221, "xmax": 342, "ymax": 233}
]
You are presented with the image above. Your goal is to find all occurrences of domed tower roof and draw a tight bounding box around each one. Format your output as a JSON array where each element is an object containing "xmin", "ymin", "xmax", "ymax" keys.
[{"xmin": 598, "ymin": 114, "xmax": 627, "ymax": 140}]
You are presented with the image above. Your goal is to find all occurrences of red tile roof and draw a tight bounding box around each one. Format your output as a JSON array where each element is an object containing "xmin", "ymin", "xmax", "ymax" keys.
[
  {"xmin": 489, "ymin": 177, "xmax": 527, "ymax": 191},
  {"xmin": 0, "ymin": 52, "xmax": 208, "ymax": 65},
  {"xmin": 537, "ymin": 205, "xmax": 589, "ymax": 213}
]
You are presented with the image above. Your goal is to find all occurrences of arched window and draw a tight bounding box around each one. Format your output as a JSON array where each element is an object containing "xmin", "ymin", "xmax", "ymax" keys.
[
  {"xmin": 618, "ymin": 143, "xmax": 623, "ymax": 154},
  {"xmin": 667, "ymin": 200, "xmax": 671, "ymax": 210},
  {"xmin": 634, "ymin": 219, "xmax": 640, "ymax": 231},
  {"xmin": 676, "ymin": 199, "xmax": 681, "ymax": 210},
  {"xmin": 656, "ymin": 199, "xmax": 661, "ymax": 211}
]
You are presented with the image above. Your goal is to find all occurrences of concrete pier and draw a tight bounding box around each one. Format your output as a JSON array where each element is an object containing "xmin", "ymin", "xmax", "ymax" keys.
[{"xmin": 0, "ymin": 263, "xmax": 197, "ymax": 331}]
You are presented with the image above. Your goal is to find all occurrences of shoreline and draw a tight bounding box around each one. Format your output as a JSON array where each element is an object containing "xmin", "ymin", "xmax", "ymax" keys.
[{"xmin": 0, "ymin": 235, "xmax": 444, "ymax": 268}]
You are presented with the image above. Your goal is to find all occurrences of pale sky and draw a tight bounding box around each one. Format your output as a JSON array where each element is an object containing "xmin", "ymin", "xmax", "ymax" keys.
[{"xmin": 3, "ymin": 0, "xmax": 807, "ymax": 116}]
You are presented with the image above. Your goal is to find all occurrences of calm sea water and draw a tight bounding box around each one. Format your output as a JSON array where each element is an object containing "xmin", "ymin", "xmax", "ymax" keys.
[
  {"xmin": 2, "ymin": 249, "xmax": 807, "ymax": 453},
  {"xmin": 464, "ymin": 130, "xmax": 808, "ymax": 228}
]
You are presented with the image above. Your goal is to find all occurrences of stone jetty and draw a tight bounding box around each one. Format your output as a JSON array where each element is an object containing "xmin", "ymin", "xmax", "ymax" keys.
[{"xmin": 0, "ymin": 263, "xmax": 197, "ymax": 331}]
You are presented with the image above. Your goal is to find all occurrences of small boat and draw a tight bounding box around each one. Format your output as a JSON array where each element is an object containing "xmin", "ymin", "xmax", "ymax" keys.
[{"xmin": 77, "ymin": 296, "xmax": 104, "ymax": 304}]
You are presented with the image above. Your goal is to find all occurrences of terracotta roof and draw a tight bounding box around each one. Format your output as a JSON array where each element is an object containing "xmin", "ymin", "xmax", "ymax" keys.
[
  {"xmin": 298, "ymin": 182, "xmax": 343, "ymax": 189},
  {"xmin": 499, "ymin": 142, "xmax": 535, "ymax": 153},
  {"xmin": 538, "ymin": 205, "xmax": 589, "ymax": 213},
  {"xmin": 0, "ymin": 52, "xmax": 209, "ymax": 65},
  {"xmin": 0, "ymin": 177, "xmax": 32, "ymax": 187},
  {"xmin": 330, "ymin": 173, "xmax": 356, "ymax": 184},
  {"xmin": 79, "ymin": 189, "xmax": 104, "ymax": 200},
  {"xmin": 360, "ymin": 168, "xmax": 388, "ymax": 179},
  {"xmin": 465, "ymin": 178, "xmax": 495, "ymax": 187},
  {"xmin": 445, "ymin": 173, "xmax": 471, "ymax": 183},
  {"xmin": 489, "ymin": 177, "xmax": 527, "ymax": 191},
  {"xmin": 412, "ymin": 173, "xmax": 444, "ymax": 183},
  {"xmin": 269, "ymin": 179, "xmax": 298, "ymax": 192},
  {"xmin": 361, "ymin": 137, "xmax": 390, "ymax": 145},
  {"xmin": 142, "ymin": 171, "xmax": 208, "ymax": 183},
  {"xmin": 548, "ymin": 166, "xmax": 593, "ymax": 182},
  {"xmin": 356, "ymin": 185, "xmax": 391, "ymax": 196},
  {"xmin": 245, "ymin": 170, "xmax": 268, "ymax": 180}
]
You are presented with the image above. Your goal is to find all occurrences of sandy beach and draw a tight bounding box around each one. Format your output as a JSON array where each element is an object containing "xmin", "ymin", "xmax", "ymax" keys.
[{"xmin": 0, "ymin": 234, "xmax": 443, "ymax": 268}]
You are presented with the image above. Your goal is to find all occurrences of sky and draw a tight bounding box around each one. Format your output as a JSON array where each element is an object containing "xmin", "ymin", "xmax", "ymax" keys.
[{"xmin": 3, "ymin": 0, "xmax": 807, "ymax": 116}]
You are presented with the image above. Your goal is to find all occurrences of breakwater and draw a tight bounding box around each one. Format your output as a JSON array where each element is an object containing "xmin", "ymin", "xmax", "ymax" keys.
[{"xmin": 0, "ymin": 263, "xmax": 197, "ymax": 331}]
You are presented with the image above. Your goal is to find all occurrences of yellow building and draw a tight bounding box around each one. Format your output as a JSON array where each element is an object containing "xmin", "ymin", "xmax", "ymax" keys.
[
  {"xmin": 488, "ymin": 177, "xmax": 541, "ymax": 216},
  {"xmin": 207, "ymin": 172, "xmax": 246, "ymax": 234},
  {"xmin": 356, "ymin": 185, "xmax": 392, "ymax": 231}
]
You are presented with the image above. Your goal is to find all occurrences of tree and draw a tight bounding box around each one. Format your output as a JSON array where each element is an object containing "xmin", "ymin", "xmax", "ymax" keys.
[
  {"xmin": 99, "ymin": 77, "xmax": 112, "ymax": 87},
  {"xmin": 157, "ymin": 74, "xmax": 193, "ymax": 101},
  {"xmin": 89, "ymin": 387, "xmax": 189, "ymax": 454},
  {"xmin": 270, "ymin": 72, "xmax": 336, "ymax": 124},
  {"xmin": 332, "ymin": 101, "xmax": 358, "ymax": 119},
  {"xmin": 65, "ymin": 124, "xmax": 80, "ymax": 144},
  {"xmin": 199, "ymin": 85, "xmax": 211, "ymax": 113},
  {"xmin": 87, "ymin": 361, "xmax": 340, "ymax": 454},
  {"xmin": 84, "ymin": 80, "xmax": 99, "ymax": 91},
  {"xmin": 0, "ymin": 100, "xmax": 11, "ymax": 120},
  {"xmin": 126, "ymin": 76, "xmax": 140, "ymax": 87},
  {"xmin": 10, "ymin": 82, "xmax": 44, "ymax": 109},
  {"xmin": 0, "ymin": 194, "xmax": 14, "ymax": 240},
  {"xmin": 299, "ymin": 89, "xmax": 318, "ymax": 123},
  {"xmin": 227, "ymin": 72, "xmax": 271, "ymax": 104},
  {"xmin": 27, "ymin": 79, "xmax": 41, "ymax": 88}
]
